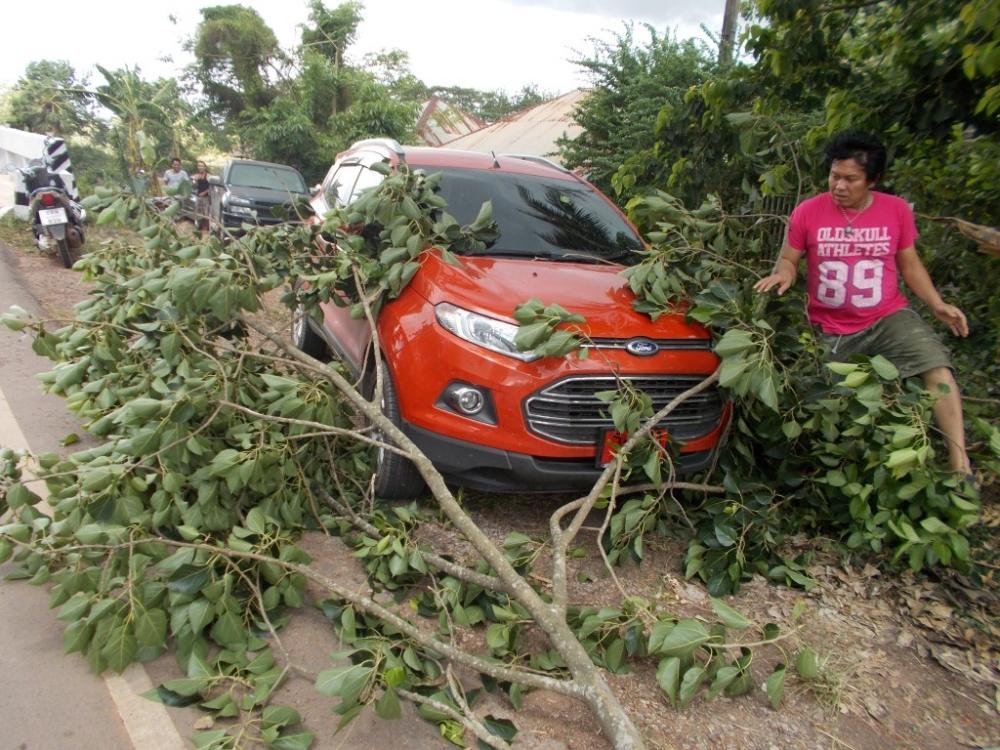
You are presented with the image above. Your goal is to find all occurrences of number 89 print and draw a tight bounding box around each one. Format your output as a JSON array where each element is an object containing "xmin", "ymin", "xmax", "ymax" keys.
[{"xmin": 816, "ymin": 259, "xmax": 885, "ymax": 308}]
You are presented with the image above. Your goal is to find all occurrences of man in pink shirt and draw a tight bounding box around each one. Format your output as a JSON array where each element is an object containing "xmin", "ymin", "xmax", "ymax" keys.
[{"xmin": 754, "ymin": 131, "xmax": 972, "ymax": 477}]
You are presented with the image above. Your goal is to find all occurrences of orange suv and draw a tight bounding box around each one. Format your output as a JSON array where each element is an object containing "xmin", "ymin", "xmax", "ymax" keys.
[{"xmin": 295, "ymin": 139, "xmax": 728, "ymax": 498}]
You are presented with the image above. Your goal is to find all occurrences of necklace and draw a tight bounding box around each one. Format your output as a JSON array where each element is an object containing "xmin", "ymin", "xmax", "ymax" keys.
[{"xmin": 838, "ymin": 194, "xmax": 873, "ymax": 236}]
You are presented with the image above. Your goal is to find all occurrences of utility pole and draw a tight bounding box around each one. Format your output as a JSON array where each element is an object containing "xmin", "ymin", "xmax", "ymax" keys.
[{"xmin": 719, "ymin": 0, "xmax": 740, "ymax": 66}]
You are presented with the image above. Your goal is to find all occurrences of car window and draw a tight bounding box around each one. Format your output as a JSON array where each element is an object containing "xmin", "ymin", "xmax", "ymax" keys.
[
  {"xmin": 229, "ymin": 164, "xmax": 307, "ymax": 194},
  {"xmin": 348, "ymin": 166, "xmax": 385, "ymax": 203},
  {"xmin": 431, "ymin": 168, "xmax": 643, "ymax": 264},
  {"xmin": 324, "ymin": 164, "xmax": 362, "ymax": 207}
]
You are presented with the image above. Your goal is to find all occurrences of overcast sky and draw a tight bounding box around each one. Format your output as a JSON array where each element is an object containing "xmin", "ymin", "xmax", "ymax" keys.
[{"xmin": 1, "ymin": 0, "xmax": 723, "ymax": 94}]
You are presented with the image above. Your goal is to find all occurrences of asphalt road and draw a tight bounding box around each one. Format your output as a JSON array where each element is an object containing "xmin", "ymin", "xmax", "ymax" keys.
[
  {"xmin": 0, "ymin": 242, "xmax": 449, "ymax": 750},
  {"xmin": 0, "ymin": 243, "xmax": 188, "ymax": 750}
]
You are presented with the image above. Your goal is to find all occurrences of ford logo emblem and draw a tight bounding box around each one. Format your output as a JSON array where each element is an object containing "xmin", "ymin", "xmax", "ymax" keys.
[{"xmin": 625, "ymin": 339, "xmax": 659, "ymax": 356}]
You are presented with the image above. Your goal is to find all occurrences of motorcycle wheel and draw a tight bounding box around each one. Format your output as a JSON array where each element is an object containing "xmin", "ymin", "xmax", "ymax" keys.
[{"xmin": 56, "ymin": 237, "xmax": 73, "ymax": 269}]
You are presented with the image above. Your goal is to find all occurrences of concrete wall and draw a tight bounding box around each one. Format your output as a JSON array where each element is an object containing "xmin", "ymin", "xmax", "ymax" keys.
[{"xmin": 0, "ymin": 126, "xmax": 49, "ymax": 218}]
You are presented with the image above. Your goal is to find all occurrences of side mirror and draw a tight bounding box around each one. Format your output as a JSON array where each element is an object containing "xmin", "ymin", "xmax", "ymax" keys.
[{"xmin": 208, "ymin": 175, "xmax": 222, "ymax": 186}]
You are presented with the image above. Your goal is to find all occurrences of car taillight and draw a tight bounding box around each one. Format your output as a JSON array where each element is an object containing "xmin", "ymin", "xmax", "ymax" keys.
[{"xmin": 40, "ymin": 192, "xmax": 56, "ymax": 206}]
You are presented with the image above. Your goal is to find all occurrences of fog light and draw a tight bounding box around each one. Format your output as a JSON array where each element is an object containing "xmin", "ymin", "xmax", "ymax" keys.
[{"xmin": 452, "ymin": 386, "xmax": 485, "ymax": 415}]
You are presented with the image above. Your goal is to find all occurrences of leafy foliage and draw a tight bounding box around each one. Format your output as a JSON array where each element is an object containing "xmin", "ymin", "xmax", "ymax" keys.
[
  {"xmin": 190, "ymin": 4, "xmax": 283, "ymax": 119},
  {"xmin": 553, "ymin": 0, "xmax": 999, "ymax": 593},
  {"xmin": 0, "ymin": 164, "xmax": 497, "ymax": 745},
  {"xmin": 559, "ymin": 25, "xmax": 716, "ymax": 198},
  {"xmin": 627, "ymin": 194, "xmax": 991, "ymax": 593},
  {"xmin": 5, "ymin": 60, "xmax": 97, "ymax": 136}
]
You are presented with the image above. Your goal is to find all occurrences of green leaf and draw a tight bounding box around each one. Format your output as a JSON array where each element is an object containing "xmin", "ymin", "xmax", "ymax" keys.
[
  {"xmin": 260, "ymin": 706, "xmax": 302, "ymax": 727},
  {"xmin": 655, "ymin": 656, "xmax": 681, "ymax": 705},
  {"xmin": 795, "ymin": 647, "xmax": 818, "ymax": 680},
  {"xmin": 706, "ymin": 665, "xmax": 740, "ymax": 700},
  {"xmin": 841, "ymin": 370, "xmax": 869, "ymax": 388},
  {"xmin": 710, "ymin": 597, "xmax": 750, "ymax": 629},
  {"xmin": 714, "ymin": 329, "xmax": 755, "ymax": 357},
  {"xmin": 869, "ymin": 355, "xmax": 899, "ymax": 380},
  {"xmin": 781, "ymin": 421, "xmax": 802, "ymax": 439},
  {"xmin": 135, "ymin": 608, "xmax": 168, "ymax": 647},
  {"xmin": 679, "ymin": 665, "xmax": 706, "ymax": 707},
  {"xmin": 481, "ymin": 715, "xmax": 517, "ymax": 744},
  {"xmin": 885, "ymin": 448, "xmax": 918, "ymax": 470},
  {"xmin": 766, "ymin": 664, "xmax": 786, "ymax": 709},
  {"xmin": 192, "ymin": 730, "xmax": 230, "ymax": 749},
  {"xmin": 919, "ymin": 517, "xmax": 952, "ymax": 535},
  {"xmin": 718, "ymin": 356, "xmax": 750, "ymax": 388},
  {"xmin": 315, "ymin": 663, "xmax": 371, "ymax": 697},
  {"xmin": 826, "ymin": 362, "xmax": 857, "ymax": 376},
  {"xmin": 650, "ymin": 618, "xmax": 710, "ymax": 658},
  {"xmin": 374, "ymin": 687, "xmax": 402, "ymax": 720},
  {"xmin": 102, "ymin": 625, "xmax": 138, "ymax": 672},
  {"xmin": 271, "ymin": 731, "xmax": 316, "ymax": 750},
  {"xmin": 514, "ymin": 322, "xmax": 550, "ymax": 351},
  {"xmin": 209, "ymin": 611, "xmax": 246, "ymax": 649}
]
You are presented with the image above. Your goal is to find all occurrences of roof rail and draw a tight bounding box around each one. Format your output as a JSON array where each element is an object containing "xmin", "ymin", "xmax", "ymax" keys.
[
  {"xmin": 499, "ymin": 153, "xmax": 570, "ymax": 173},
  {"xmin": 351, "ymin": 138, "xmax": 406, "ymax": 161}
]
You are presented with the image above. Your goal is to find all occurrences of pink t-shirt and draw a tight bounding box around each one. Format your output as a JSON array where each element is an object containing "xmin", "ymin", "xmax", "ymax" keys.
[{"xmin": 787, "ymin": 191, "xmax": 917, "ymax": 334}]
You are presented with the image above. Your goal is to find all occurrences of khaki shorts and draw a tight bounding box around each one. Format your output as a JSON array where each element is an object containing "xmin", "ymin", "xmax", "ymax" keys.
[{"xmin": 822, "ymin": 308, "xmax": 952, "ymax": 379}]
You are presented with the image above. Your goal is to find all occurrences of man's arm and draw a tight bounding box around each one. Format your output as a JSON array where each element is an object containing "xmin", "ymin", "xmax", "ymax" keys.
[
  {"xmin": 753, "ymin": 243, "xmax": 803, "ymax": 295},
  {"xmin": 897, "ymin": 245, "xmax": 969, "ymax": 337}
]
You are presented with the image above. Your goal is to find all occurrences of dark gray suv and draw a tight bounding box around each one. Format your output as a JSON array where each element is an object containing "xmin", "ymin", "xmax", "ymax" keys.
[{"xmin": 209, "ymin": 159, "xmax": 309, "ymax": 232}]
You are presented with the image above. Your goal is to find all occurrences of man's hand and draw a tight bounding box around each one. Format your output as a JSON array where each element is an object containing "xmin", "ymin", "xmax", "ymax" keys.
[
  {"xmin": 931, "ymin": 302, "xmax": 969, "ymax": 337},
  {"xmin": 753, "ymin": 267, "xmax": 795, "ymax": 295}
]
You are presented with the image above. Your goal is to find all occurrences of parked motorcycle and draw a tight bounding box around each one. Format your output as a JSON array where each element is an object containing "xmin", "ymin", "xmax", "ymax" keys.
[{"xmin": 17, "ymin": 160, "xmax": 86, "ymax": 268}]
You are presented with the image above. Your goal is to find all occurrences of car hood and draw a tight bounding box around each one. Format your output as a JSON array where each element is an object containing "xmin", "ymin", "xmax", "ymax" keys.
[
  {"xmin": 409, "ymin": 253, "xmax": 709, "ymax": 340},
  {"xmin": 227, "ymin": 185, "xmax": 308, "ymax": 204}
]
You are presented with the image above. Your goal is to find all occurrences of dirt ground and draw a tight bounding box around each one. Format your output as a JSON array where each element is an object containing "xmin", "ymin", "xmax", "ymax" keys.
[{"xmin": 1, "ymin": 226, "xmax": 997, "ymax": 750}]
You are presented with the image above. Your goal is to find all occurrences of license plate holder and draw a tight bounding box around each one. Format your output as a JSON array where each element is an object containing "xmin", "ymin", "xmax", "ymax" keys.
[
  {"xmin": 596, "ymin": 428, "xmax": 671, "ymax": 467},
  {"xmin": 38, "ymin": 207, "xmax": 68, "ymax": 226}
]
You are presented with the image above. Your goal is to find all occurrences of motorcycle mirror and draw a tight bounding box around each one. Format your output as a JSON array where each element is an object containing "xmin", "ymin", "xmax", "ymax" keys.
[{"xmin": 208, "ymin": 175, "xmax": 222, "ymax": 186}]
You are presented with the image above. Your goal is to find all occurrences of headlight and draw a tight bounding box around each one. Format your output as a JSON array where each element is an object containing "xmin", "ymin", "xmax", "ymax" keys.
[
  {"xmin": 435, "ymin": 302, "xmax": 540, "ymax": 362},
  {"xmin": 223, "ymin": 194, "xmax": 252, "ymax": 208}
]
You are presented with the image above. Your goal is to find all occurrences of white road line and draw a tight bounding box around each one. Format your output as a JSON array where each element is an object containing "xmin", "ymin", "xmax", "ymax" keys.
[
  {"xmin": 105, "ymin": 666, "xmax": 188, "ymax": 750},
  {"xmin": 0, "ymin": 382, "xmax": 187, "ymax": 750}
]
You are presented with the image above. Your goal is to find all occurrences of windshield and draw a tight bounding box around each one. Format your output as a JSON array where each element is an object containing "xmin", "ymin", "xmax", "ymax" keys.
[
  {"xmin": 229, "ymin": 164, "xmax": 307, "ymax": 194},
  {"xmin": 431, "ymin": 167, "xmax": 643, "ymax": 264}
]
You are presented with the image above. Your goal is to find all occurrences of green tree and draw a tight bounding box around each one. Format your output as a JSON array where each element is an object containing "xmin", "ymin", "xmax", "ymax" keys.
[
  {"xmin": 301, "ymin": 0, "xmax": 362, "ymax": 70},
  {"xmin": 190, "ymin": 4, "xmax": 283, "ymax": 121},
  {"xmin": 558, "ymin": 25, "xmax": 716, "ymax": 198},
  {"xmin": 94, "ymin": 66, "xmax": 194, "ymax": 188},
  {"xmin": 6, "ymin": 60, "xmax": 95, "ymax": 136}
]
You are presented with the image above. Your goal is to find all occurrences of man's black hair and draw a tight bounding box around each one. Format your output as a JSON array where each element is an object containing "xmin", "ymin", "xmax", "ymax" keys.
[{"xmin": 823, "ymin": 130, "xmax": 887, "ymax": 183}]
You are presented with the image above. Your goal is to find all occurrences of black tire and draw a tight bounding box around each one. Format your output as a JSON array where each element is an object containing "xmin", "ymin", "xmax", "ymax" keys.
[
  {"xmin": 365, "ymin": 365, "xmax": 426, "ymax": 500},
  {"xmin": 56, "ymin": 237, "xmax": 73, "ymax": 268},
  {"xmin": 291, "ymin": 304, "xmax": 329, "ymax": 360}
]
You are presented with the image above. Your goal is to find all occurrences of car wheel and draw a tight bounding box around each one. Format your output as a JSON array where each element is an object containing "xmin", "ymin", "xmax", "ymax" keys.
[
  {"xmin": 291, "ymin": 304, "xmax": 328, "ymax": 360},
  {"xmin": 365, "ymin": 364, "xmax": 426, "ymax": 500}
]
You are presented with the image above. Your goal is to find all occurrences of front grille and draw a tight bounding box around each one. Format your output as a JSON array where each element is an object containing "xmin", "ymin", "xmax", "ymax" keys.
[
  {"xmin": 252, "ymin": 202, "xmax": 281, "ymax": 221},
  {"xmin": 524, "ymin": 375, "xmax": 724, "ymax": 445}
]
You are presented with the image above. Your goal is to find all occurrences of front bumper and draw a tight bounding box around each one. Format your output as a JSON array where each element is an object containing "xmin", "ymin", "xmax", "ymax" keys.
[
  {"xmin": 220, "ymin": 210, "xmax": 285, "ymax": 228},
  {"xmin": 404, "ymin": 420, "xmax": 720, "ymax": 493}
]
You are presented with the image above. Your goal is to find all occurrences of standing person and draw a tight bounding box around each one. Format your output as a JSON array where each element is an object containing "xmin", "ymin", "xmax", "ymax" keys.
[
  {"xmin": 162, "ymin": 158, "xmax": 189, "ymax": 193},
  {"xmin": 192, "ymin": 160, "xmax": 212, "ymax": 237},
  {"xmin": 753, "ymin": 130, "xmax": 973, "ymax": 478}
]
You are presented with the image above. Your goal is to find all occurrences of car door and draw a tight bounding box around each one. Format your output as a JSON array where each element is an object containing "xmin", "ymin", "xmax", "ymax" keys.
[{"xmin": 318, "ymin": 158, "xmax": 387, "ymax": 373}]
